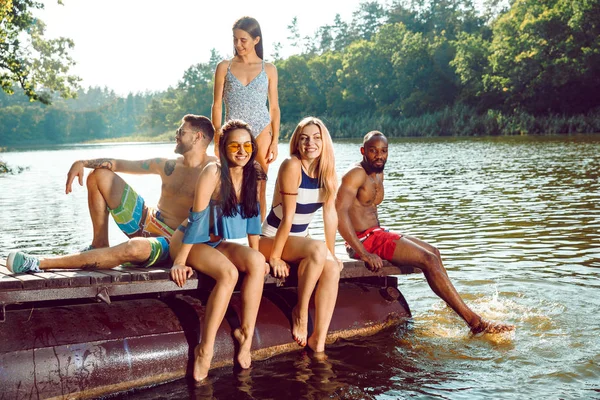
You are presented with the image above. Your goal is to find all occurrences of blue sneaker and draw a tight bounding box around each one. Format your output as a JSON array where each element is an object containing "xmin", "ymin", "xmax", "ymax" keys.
[{"xmin": 7, "ymin": 251, "xmax": 41, "ymax": 273}]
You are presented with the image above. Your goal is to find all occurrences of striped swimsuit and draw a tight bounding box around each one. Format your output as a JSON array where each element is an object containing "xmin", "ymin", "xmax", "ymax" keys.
[
  {"xmin": 262, "ymin": 169, "xmax": 324, "ymax": 237},
  {"xmin": 223, "ymin": 60, "xmax": 271, "ymax": 137}
]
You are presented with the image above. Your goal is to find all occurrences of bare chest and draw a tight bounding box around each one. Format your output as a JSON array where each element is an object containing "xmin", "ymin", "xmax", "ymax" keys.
[
  {"xmin": 357, "ymin": 174, "xmax": 384, "ymax": 206},
  {"xmin": 161, "ymin": 168, "xmax": 200, "ymax": 201}
]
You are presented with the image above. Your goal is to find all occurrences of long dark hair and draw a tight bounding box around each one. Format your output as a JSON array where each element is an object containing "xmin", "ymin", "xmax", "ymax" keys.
[
  {"xmin": 218, "ymin": 120, "xmax": 260, "ymax": 218},
  {"xmin": 233, "ymin": 16, "xmax": 263, "ymax": 60}
]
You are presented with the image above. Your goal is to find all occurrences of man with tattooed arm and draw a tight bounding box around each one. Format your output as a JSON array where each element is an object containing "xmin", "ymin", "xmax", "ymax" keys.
[{"xmin": 7, "ymin": 115, "xmax": 216, "ymax": 273}]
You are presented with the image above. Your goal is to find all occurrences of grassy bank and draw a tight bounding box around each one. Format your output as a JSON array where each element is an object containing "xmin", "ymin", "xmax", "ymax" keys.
[
  {"xmin": 280, "ymin": 105, "xmax": 600, "ymax": 138},
  {"xmin": 1, "ymin": 130, "xmax": 174, "ymax": 149}
]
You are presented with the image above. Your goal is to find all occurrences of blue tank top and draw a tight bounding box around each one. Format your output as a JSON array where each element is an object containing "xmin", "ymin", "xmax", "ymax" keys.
[
  {"xmin": 262, "ymin": 169, "xmax": 324, "ymax": 237},
  {"xmin": 223, "ymin": 60, "xmax": 271, "ymax": 137},
  {"xmin": 181, "ymin": 200, "xmax": 261, "ymax": 244}
]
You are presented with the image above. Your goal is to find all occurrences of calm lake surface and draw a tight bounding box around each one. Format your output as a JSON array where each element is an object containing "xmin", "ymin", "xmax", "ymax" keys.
[{"xmin": 1, "ymin": 135, "xmax": 599, "ymax": 399}]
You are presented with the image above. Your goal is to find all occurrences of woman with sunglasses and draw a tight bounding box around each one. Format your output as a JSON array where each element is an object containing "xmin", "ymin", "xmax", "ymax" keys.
[
  {"xmin": 259, "ymin": 117, "xmax": 341, "ymax": 354},
  {"xmin": 212, "ymin": 16, "xmax": 280, "ymax": 221},
  {"xmin": 170, "ymin": 120, "xmax": 268, "ymax": 381}
]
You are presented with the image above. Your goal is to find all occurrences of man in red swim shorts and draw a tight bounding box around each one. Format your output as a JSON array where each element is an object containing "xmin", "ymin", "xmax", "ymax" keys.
[{"xmin": 336, "ymin": 131, "xmax": 514, "ymax": 336}]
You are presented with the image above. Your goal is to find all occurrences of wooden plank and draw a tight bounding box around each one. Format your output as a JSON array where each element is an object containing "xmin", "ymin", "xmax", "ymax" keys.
[
  {"xmin": 92, "ymin": 269, "xmax": 132, "ymax": 283},
  {"xmin": 336, "ymin": 254, "xmax": 421, "ymax": 275},
  {"xmin": 59, "ymin": 270, "xmax": 113, "ymax": 285},
  {"xmin": 117, "ymin": 266, "xmax": 195, "ymax": 282},
  {"xmin": 116, "ymin": 266, "xmax": 152, "ymax": 281},
  {"xmin": 47, "ymin": 271, "xmax": 96, "ymax": 286},
  {"xmin": 144, "ymin": 267, "xmax": 174, "ymax": 280},
  {"xmin": 0, "ymin": 274, "xmax": 23, "ymax": 290},
  {"xmin": 31, "ymin": 272, "xmax": 72, "ymax": 288},
  {"xmin": 0, "ymin": 255, "xmax": 418, "ymax": 308},
  {"xmin": 8, "ymin": 273, "xmax": 48, "ymax": 289},
  {"xmin": 0, "ymin": 278, "xmax": 199, "ymax": 304},
  {"xmin": 0, "ymin": 266, "xmax": 13, "ymax": 275}
]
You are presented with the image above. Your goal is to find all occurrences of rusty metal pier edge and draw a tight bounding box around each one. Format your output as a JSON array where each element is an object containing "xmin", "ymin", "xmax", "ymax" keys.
[{"xmin": 0, "ymin": 262, "xmax": 415, "ymax": 399}]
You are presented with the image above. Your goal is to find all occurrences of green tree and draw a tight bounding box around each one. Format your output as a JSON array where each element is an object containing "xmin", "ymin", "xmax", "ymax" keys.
[
  {"xmin": 340, "ymin": 23, "xmax": 459, "ymax": 117},
  {"xmin": 287, "ymin": 17, "xmax": 301, "ymax": 52},
  {"xmin": 270, "ymin": 41, "xmax": 283, "ymax": 61},
  {"xmin": 352, "ymin": 1, "xmax": 388, "ymax": 41},
  {"xmin": 339, "ymin": 39, "xmax": 383, "ymax": 115},
  {"xmin": 176, "ymin": 60, "xmax": 214, "ymax": 115},
  {"xmin": 276, "ymin": 55, "xmax": 314, "ymax": 122},
  {"xmin": 42, "ymin": 107, "xmax": 72, "ymax": 143},
  {"xmin": 451, "ymin": 31, "xmax": 505, "ymax": 110},
  {"xmin": 332, "ymin": 14, "xmax": 354, "ymax": 52},
  {"xmin": 316, "ymin": 25, "xmax": 334, "ymax": 54},
  {"xmin": 307, "ymin": 52, "xmax": 344, "ymax": 115},
  {"xmin": 140, "ymin": 90, "xmax": 178, "ymax": 133},
  {"xmin": 388, "ymin": 0, "xmax": 424, "ymax": 32},
  {"xmin": 485, "ymin": 0, "xmax": 600, "ymax": 113},
  {"xmin": 0, "ymin": 0, "xmax": 80, "ymax": 104},
  {"xmin": 388, "ymin": 0, "xmax": 486, "ymax": 39}
]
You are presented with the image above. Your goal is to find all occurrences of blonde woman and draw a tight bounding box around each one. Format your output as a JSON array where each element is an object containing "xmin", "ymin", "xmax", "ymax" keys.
[
  {"xmin": 259, "ymin": 117, "xmax": 341, "ymax": 354},
  {"xmin": 212, "ymin": 16, "xmax": 280, "ymax": 221}
]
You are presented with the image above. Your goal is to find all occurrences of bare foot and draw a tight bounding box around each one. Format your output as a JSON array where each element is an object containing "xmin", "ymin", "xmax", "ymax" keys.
[
  {"xmin": 193, "ymin": 345, "xmax": 213, "ymax": 382},
  {"xmin": 470, "ymin": 319, "xmax": 515, "ymax": 337},
  {"xmin": 292, "ymin": 306, "xmax": 308, "ymax": 347},
  {"xmin": 233, "ymin": 327, "xmax": 252, "ymax": 369},
  {"xmin": 306, "ymin": 335, "xmax": 325, "ymax": 354}
]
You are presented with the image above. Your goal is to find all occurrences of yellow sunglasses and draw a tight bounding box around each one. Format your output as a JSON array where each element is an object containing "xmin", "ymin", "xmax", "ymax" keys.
[{"xmin": 226, "ymin": 141, "xmax": 254, "ymax": 153}]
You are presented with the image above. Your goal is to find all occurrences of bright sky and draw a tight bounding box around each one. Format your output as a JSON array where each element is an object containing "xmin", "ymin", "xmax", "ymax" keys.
[{"xmin": 37, "ymin": 0, "xmax": 369, "ymax": 96}]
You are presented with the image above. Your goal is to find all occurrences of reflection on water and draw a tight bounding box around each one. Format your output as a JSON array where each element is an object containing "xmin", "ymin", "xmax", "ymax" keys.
[{"xmin": 1, "ymin": 136, "xmax": 600, "ymax": 398}]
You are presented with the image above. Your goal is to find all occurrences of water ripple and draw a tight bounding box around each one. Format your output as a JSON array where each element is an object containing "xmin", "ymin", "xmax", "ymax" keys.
[{"xmin": 1, "ymin": 136, "xmax": 599, "ymax": 398}]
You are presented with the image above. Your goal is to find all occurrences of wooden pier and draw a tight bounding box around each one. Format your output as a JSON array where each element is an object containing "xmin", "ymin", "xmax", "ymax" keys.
[
  {"xmin": 0, "ymin": 255, "xmax": 419, "ymax": 320},
  {"xmin": 0, "ymin": 255, "xmax": 419, "ymax": 399}
]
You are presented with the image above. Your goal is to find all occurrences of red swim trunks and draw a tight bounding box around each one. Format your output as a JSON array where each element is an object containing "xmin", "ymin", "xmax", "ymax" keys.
[{"xmin": 345, "ymin": 227, "xmax": 402, "ymax": 261}]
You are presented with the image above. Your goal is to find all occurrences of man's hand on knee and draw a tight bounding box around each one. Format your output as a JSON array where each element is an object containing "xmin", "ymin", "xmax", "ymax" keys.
[
  {"xmin": 66, "ymin": 161, "xmax": 85, "ymax": 194},
  {"xmin": 361, "ymin": 252, "xmax": 383, "ymax": 271}
]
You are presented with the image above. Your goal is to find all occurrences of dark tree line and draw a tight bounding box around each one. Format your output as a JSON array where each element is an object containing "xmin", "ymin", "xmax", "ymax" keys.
[{"xmin": 0, "ymin": 87, "xmax": 153, "ymax": 145}]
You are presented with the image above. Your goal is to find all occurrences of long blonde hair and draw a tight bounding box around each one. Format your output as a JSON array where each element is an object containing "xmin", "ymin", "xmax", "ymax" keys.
[{"xmin": 289, "ymin": 117, "xmax": 337, "ymax": 203}]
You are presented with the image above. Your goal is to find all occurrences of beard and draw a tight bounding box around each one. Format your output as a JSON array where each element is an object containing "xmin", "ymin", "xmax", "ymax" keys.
[
  {"xmin": 174, "ymin": 142, "xmax": 188, "ymax": 155},
  {"xmin": 362, "ymin": 158, "xmax": 386, "ymax": 174}
]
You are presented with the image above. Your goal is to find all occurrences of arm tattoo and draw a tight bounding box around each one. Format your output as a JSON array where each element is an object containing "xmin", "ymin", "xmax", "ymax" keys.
[
  {"xmin": 81, "ymin": 262, "xmax": 100, "ymax": 270},
  {"xmin": 84, "ymin": 159, "xmax": 113, "ymax": 170},
  {"xmin": 142, "ymin": 158, "xmax": 164, "ymax": 171},
  {"xmin": 164, "ymin": 160, "xmax": 176, "ymax": 176}
]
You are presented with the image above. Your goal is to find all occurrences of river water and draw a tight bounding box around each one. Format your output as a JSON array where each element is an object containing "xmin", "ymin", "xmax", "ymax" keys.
[{"xmin": 1, "ymin": 135, "xmax": 599, "ymax": 399}]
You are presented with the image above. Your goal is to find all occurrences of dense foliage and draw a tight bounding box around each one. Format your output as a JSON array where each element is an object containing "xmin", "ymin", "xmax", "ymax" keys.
[
  {"xmin": 1, "ymin": 0, "xmax": 599, "ymax": 146},
  {"xmin": 0, "ymin": 0, "xmax": 79, "ymax": 104}
]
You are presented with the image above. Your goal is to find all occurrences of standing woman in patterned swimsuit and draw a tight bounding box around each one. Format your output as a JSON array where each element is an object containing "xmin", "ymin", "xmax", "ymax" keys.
[{"xmin": 212, "ymin": 16, "xmax": 280, "ymax": 221}]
